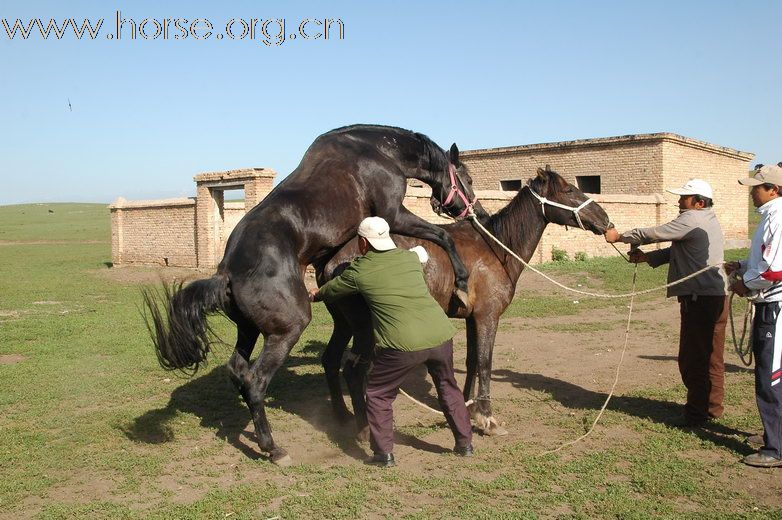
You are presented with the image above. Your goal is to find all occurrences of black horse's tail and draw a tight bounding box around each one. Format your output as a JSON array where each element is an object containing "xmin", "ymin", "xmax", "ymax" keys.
[{"xmin": 141, "ymin": 275, "xmax": 230, "ymax": 373}]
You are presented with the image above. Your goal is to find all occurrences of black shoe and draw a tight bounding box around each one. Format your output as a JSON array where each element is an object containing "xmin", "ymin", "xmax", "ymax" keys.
[
  {"xmin": 454, "ymin": 445, "xmax": 474, "ymax": 457},
  {"xmin": 669, "ymin": 414, "xmax": 710, "ymax": 429},
  {"xmin": 366, "ymin": 452, "xmax": 395, "ymax": 467}
]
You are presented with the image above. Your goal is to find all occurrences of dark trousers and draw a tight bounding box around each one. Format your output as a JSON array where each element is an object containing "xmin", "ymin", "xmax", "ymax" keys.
[
  {"xmin": 678, "ymin": 295, "xmax": 728, "ymax": 421},
  {"xmin": 752, "ymin": 302, "xmax": 782, "ymax": 459},
  {"xmin": 365, "ymin": 339, "xmax": 473, "ymax": 454}
]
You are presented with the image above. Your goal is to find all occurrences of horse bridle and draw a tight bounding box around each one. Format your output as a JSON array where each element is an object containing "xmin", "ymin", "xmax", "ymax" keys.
[
  {"xmin": 439, "ymin": 163, "xmax": 478, "ymax": 219},
  {"xmin": 525, "ymin": 182, "xmax": 594, "ymax": 230}
]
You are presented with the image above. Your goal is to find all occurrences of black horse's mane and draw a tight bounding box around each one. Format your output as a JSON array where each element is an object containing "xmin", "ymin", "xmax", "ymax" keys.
[{"xmin": 324, "ymin": 124, "xmax": 451, "ymax": 173}]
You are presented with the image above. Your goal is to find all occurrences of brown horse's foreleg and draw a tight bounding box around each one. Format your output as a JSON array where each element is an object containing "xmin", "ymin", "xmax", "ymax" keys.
[
  {"xmin": 336, "ymin": 297, "xmax": 374, "ymax": 441},
  {"xmin": 344, "ymin": 329, "xmax": 374, "ymax": 442},
  {"xmin": 322, "ymin": 303, "xmax": 353, "ymax": 422},
  {"xmin": 463, "ymin": 317, "xmax": 479, "ymax": 403},
  {"xmin": 471, "ymin": 317, "xmax": 508, "ymax": 436}
]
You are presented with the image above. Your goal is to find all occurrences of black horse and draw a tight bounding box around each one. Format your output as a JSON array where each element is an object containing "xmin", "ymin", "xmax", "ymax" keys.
[
  {"xmin": 318, "ymin": 167, "xmax": 612, "ymax": 438},
  {"xmin": 144, "ymin": 124, "xmax": 489, "ymax": 465}
]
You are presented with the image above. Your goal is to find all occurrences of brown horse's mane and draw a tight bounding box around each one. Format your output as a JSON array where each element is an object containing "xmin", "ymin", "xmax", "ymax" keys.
[{"xmin": 486, "ymin": 172, "xmax": 556, "ymax": 256}]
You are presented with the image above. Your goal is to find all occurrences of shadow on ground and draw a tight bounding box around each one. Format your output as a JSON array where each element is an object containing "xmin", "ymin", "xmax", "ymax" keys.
[
  {"xmin": 121, "ymin": 340, "xmax": 448, "ymax": 461},
  {"xmin": 492, "ymin": 369, "xmax": 755, "ymax": 455},
  {"xmin": 638, "ymin": 354, "xmax": 753, "ymax": 374}
]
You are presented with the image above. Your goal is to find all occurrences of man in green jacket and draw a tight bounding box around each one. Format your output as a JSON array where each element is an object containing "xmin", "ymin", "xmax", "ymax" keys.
[{"xmin": 310, "ymin": 216, "xmax": 473, "ymax": 467}]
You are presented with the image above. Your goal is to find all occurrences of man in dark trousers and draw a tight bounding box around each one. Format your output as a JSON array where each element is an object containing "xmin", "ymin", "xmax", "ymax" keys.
[
  {"xmin": 727, "ymin": 164, "xmax": 782, "ymax": 468},
  {"xmin": 605, "ymin": 179, "xmax": 728, "ymax": 427},
  {"xmin": 310, "ymin": 216, "xmax": 473, "ymax": 467}
]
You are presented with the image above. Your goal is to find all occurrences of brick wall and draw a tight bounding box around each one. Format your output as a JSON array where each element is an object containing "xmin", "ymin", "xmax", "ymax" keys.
[
  {"xmin": 109, "ymin": 198, "xmax": 196, "ymax": 267},
  {"xmin": 661, "ymin": 139, "xmax": 749, "ymax": 241},
  {"xmin": 461, "ymin": 136, "xmax": 665, "ymax": 194}
]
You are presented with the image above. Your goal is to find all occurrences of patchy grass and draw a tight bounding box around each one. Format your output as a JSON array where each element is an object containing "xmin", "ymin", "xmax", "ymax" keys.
[{"xmin": 0, "ymin": 203, "xmax": 778, "ymax": 519}]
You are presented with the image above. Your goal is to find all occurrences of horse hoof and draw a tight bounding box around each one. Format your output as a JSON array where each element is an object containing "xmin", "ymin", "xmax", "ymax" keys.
[
  {"xmin": 273, "ymin": 454, "xmax": 294, "ymax": 467},
  {"xmin": 473, "ymin": 415, "xmax": 509, "ymax": 437},
  {"xmin": 356, "ymin": 426, "xmax": 370, "ymax": 444},
  {"xmin": 484, "ymin": 423, "xmax": 509, "ymax": 437},
  {"xmin": 271, "ymin": 452, "xmax": 294, "ymax": 467}
]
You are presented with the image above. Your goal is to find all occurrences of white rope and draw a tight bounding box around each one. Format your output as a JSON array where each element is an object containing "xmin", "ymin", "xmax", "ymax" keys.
[
  {"xmin": 468, "ymin": 214, "xmax": 723, "ymax": 299},
  {"xmin": 399, "ymin": 388, "xmax": 444, "ymax": 415},
  {"xmin": 728, "ymin": 291, "xmax": 755, "ymax": 366},
  {"xmin": 540, "ymin": 263, "xmax": 639, "ymax": 455}
]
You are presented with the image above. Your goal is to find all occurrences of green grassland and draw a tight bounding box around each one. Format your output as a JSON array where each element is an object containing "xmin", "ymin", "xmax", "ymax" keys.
[{"xmin": 0, "ymin": 203, "xmax": 778, "ymax": 519}]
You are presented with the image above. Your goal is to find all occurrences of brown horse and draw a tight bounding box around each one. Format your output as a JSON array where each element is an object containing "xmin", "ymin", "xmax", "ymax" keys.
[
  {"xmin": 318, "ymin": 167, "xmax": 612, "ymax": 437},
  {"xmin": 143, "ymin": 125, "xmax": 489, "ymax": 465}
]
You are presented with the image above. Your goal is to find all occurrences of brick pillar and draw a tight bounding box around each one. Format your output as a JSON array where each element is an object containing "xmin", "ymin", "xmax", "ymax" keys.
[
  {"xmin": 110, "ymin": 197, "xmax": 125, "ymax": 266},
  {"xmin": 196, "ymin": 186, "xmax": 224, "ymax": 268},
  {"xmin": 244, "ymin": 176, "xmax": 274, "ymax": 212}
]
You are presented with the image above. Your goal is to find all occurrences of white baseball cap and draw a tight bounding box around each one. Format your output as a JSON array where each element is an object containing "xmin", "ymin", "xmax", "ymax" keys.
[
  {"xmin": 666, "ymin": 178, "xmax": 713, "ymax": 199},
  {"xmin": 738, "ymin": 164, "xmax": 782, "ymax": 186},
  {"xmin": 358, "ymin": 216, "xmax": 396, "ymax": 251}
]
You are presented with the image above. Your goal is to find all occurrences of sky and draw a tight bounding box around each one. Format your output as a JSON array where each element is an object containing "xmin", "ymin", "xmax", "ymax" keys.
[{"xmin": 1, "ymin": 0, "xmax": 780, "ymax": 205}]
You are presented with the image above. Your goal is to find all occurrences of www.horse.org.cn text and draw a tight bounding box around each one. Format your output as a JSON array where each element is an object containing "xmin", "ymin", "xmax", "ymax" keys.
[{"xmin": 1, "ymin": 11, "xmax": 345, "ymax": 46}]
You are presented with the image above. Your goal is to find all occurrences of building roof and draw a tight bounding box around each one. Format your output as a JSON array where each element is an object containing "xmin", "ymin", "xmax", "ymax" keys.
[
  {"xmin": 461, "ymin": 133, "xmax": 754, "ymax": 161},
  {"xmin": 193, "ymin": 167, "xmax": 275, "ymax": 183}
]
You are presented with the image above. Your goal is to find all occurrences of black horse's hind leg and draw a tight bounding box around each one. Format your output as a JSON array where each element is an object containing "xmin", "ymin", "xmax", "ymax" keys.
[
  {"xmin": 322, "ymin": 303, "xmax": 353, "ymax": 422},
  {"xmin": 246, "ymin": 322, "xmax": 309, "ymax": 465},
  {"xmin": 384, "ymin": 207, "xmax": 472, "ymax": 307},
  {"xmin": 227, "ymin": 320, "xmax": 261, "ymax": 410},
  {"xmin": 233, "ymin": 281, "xmax": 311, "ymax": 465}
]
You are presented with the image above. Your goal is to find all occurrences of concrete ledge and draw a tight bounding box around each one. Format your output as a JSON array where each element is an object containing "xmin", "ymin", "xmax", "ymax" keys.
[
  {"xmin": 194, "ymin": 167, "xmax": 276, "ymax": 183},
  {"xmin": 405, "ymin": 188, "xmax": 666, "ymax": 205},
  {"xmin": 461, "ymin": 133, "xmax": 754, "ymax": 161},
  {"xmin": 109, "ymin": 197, "xmax": 196, "ymax": 210}
]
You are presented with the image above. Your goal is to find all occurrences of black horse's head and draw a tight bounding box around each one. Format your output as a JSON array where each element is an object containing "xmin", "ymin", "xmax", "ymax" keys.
[
  {"xmin": 430, "ymin": 143, "xmax": 489, "ymax": 221},
  {"xmin": 527, "ymin": 166, "xmax": 612, "ymax": 234}
]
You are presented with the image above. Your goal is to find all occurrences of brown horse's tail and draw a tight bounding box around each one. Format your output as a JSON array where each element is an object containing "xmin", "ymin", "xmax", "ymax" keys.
[{"xmin": 141, "ymin": 275, "xmax": 230, "ymax": 373}]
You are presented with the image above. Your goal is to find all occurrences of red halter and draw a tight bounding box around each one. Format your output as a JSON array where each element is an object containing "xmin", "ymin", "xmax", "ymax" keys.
[{"xmin": 441, "ymin": 163, "xmax": 478, "ymax": 219}]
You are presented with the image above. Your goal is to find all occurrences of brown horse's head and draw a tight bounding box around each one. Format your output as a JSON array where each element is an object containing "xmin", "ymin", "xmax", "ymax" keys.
[
  {"xmin": 527, "ymin": 166, "xmax": 612, "ymax": 234},
  {"xmin": 430, "ymin": 143, "xmax": 489, "ymax": 221}
]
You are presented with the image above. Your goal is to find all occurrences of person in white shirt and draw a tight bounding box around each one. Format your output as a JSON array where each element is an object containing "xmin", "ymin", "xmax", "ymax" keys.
[{"xmin": 726, "ymin": 164, "xmax": 782, "ymax": 468}]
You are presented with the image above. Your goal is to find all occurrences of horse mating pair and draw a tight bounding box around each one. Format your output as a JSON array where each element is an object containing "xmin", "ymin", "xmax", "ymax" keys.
[{"xmin": 144, "ymin": 124, "xmax": 612, "ymax": 465}]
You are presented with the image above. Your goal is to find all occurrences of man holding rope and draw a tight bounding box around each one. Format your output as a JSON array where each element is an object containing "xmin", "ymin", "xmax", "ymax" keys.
[
  {"xmin": 725, "ymin": 164, "xmax": 782, "ymax": 468},
  {"xmin": 309, "ymin": 216, "xmax": 473, "ymax": 467},
  {"xmin": 605, "ymin": 179, "xmax": 728, "ymax": 428}
]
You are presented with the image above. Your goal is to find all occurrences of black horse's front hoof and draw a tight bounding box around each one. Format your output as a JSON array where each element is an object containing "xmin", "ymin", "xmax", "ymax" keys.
[{"xmin": 270, "ymin": 448, "xmax": 294, "ymax": 467}]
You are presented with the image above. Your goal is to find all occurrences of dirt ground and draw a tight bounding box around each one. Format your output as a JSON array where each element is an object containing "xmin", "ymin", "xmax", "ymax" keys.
[{"xmin": 41, "ymin": 266, "xmax": 782, "ymax": 514}]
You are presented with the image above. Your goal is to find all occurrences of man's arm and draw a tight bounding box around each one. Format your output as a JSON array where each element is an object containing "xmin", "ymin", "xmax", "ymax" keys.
[
  {"xmin": 644, "ymin": 247, "xmax": 671, "ymax": 268},
  {"xmin": 605, "ymin": 213, "xmax": 695, "ymax": 266},
  {"xmin": 310, "ymin": 263, "xmax": 361, "ymax": 303},
  {"xmin": 617, "ymin": 212, "xmax": 696, "ymax": 246}
]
